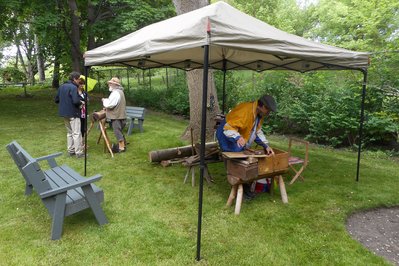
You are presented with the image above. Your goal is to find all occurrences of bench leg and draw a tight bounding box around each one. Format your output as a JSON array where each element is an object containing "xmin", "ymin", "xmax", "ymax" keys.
[
  {"xmin": 127, "ymin": 118, "xmax": 134, "ymax": 136},
  {"xmin": 82, "ymin": 185, "xmax": 108, "ymax": 225},
  {"xmin": 25, "ymin": 184, "xmax": 33, "ymax": 196},
  {"xmin": 138, "ymin": 119, "xmax": 144, "ymax": 133},
  {"xmin": 51, "ymin": 192, "xmax": 67, "ymax": 240}
]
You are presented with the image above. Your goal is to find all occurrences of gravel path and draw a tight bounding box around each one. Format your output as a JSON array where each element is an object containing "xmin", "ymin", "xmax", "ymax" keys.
[{"xmin": 346, "ymin": 206, "xmax": 399, "ymax": 265}]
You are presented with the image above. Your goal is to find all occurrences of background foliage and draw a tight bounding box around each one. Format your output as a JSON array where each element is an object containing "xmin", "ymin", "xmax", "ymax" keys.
[{"xmin": 0, "ymin": 0, "xmax": 398, "ymax": 149}]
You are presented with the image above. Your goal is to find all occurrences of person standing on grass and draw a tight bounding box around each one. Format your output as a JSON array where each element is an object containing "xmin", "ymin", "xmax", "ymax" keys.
[
  {"xmin": 102, "ymin": 77, "xmax": 127, "ymax": 153},
  {"xmin": 77, "ymin": 78, "xmax": 88, "ymax": 149},
  {"xmin": 216, "ymin": 94, "xmax": 277, "ymax": 200},
  {"xmin": 55, "ymin": 71, "xmax": 85, "ymax": 158}
]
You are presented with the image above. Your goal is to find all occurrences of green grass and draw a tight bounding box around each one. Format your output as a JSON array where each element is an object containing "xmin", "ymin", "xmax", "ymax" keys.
[{"xmin": 0, "ymin": 87, "xmax": 398, "ymax": 265}]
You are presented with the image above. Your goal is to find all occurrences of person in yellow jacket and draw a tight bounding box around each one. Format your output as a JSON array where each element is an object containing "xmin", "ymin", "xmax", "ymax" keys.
[
  {"xmin": 216, "ymin": 94, "xmax": 277, "ymax": 200},
  {"xmin": 216, "ymin": 94, "xmax": 276, "ymax": 154}
]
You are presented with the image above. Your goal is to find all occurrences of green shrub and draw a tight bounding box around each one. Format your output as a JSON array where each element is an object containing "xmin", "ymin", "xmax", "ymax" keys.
[{"xmin": 0, "ymin": 67, "xmax": 26, "ymax": 83}]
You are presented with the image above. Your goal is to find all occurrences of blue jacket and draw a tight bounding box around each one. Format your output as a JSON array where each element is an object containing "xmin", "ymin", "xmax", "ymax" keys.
[
  {"xmin": 216, "ymin": 119, "xmax": 267, "ymax": 152},
  {"xmin": 55, "ymin": 80, "xmax": 81, "ymax": 118}
]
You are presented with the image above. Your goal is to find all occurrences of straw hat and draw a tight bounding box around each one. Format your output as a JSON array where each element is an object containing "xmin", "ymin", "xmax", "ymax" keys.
[{"xmin": 107, "ymin": 77, "xmax": 121, "ymax": 86}]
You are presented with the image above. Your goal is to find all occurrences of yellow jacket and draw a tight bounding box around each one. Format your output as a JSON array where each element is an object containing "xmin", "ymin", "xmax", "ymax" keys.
[{"xmin": 224, "ymin": 101, "xmax": 265, "ymax": 142}]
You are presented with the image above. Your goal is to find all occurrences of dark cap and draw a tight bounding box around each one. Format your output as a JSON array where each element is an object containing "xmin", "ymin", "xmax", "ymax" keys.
[{"xmin": 259, "ymin": 94, "xmax": 277, "ymax": 112}]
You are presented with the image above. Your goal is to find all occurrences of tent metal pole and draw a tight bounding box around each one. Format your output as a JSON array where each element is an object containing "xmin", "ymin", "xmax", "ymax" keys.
[
  {"xmin": 222, "ymin": 59, "xmax": 227, "ymax": 114},
  {"xmin": 84, "ymin": 66, "xmax": 90, "ymax": 176},
  {"xmin": 127, "ymin": 68, "xmax": 130, "ymax": 93},
  {"xmin": 356, "ymin": 70, "xmax": 367, "ymax": 182},
  {"xmin": 196, "ymin": 44, "xmax": 209, "ymax": 261}
]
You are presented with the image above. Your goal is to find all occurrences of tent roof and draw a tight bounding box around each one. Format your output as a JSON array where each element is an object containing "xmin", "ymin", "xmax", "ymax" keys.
[{"xmin": 84, "ymin": 1, "xmax": 369, "ymax": 72}]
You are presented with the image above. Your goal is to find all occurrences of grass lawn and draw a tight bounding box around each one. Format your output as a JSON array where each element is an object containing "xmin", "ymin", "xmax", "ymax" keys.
[{"xmin": 0, "ymin": 87, "xmax": 398, "ymax": 265}]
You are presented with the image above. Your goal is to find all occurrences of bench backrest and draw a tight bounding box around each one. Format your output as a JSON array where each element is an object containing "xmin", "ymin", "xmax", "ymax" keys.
[
  {"xmin": 6, "ymin": 141, "xmax": 52, "ymax": 194},
  {"xmin": 126, "ymin": 106, "xmax": 145, "ymax": 119}
]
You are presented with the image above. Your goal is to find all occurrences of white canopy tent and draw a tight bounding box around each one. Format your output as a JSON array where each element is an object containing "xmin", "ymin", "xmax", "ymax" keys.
[
  {"xmin": 84, "ymin": 1, "xmax": 369, "ymax": 260},
  {"xmin": 84, "ymin": 1, "xmax": 368, "ymax": 72}
]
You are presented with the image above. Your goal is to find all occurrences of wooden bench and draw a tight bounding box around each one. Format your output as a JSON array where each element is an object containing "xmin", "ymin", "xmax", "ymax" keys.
[
  {"xmin": 6, "ymin": 141, "xmax": 108, "ymax": 240},
  {"xmin": 126, "ymin": 106, "xmax": 145, "ymax": 135}
]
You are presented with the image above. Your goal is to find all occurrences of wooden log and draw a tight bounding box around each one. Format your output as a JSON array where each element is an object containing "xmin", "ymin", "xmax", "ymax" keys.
[
  {"xmin": 92, "ymin": 110, "xmax": 106, "ymax": 121},
  {"xmin": 148, "ymin": 142, "xmax": 218, "ymax": 162}
]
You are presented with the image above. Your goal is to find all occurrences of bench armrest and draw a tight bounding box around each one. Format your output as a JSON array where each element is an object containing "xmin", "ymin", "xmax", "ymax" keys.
[
  {"xmin": 39, "ymin": 174, "xmax": 102, "ymax": 199},
  {"xmin": 36, "ymin": 152, "xmax": 63, "ymax": 168}
]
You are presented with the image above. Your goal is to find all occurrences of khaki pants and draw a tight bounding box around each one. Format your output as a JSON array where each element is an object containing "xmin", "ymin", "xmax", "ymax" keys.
[{"xmin": 64, "ymin": 117, "xmax": 84, "ymax": 155}]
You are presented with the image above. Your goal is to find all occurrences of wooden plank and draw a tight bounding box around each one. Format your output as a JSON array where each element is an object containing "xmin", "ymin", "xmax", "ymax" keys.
[
  {"xmin": 45, "ymin": 166, "xmax": 83, "ymax": 204},
  {"xmin": 222, "ymin": 151, "xmax": 267, "ymax": 159}
]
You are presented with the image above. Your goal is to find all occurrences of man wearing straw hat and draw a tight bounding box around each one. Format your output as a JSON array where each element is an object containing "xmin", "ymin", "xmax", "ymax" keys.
[{"xmin": 102, "ymin": 77, "xmax": 127, "ymax": 153}]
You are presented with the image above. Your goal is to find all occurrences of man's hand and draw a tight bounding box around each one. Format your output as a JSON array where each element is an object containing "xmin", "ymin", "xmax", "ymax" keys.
[
  {"xmin": 237, "ymin": 137, "xmax": 246, "ymax": 147},
  {"xmin": 264, "ymin": 146, "xmax": 275, "ymax": 156}
]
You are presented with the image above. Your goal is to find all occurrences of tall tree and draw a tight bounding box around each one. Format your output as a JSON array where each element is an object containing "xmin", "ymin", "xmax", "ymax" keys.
[
  {"xmin": 34, "ymin": 33, "xmax": 45, "ymax": 82},
  {"xmin": 67, "ymin": 0, "xmax": 81, "ymax": 71},
  {"xmin": 172, "ymin": 0, "xmax": 221, "ymax": 142},
  {"xmin": 0, "ymin": 0, "xmax": 175, "ymax": 84}
]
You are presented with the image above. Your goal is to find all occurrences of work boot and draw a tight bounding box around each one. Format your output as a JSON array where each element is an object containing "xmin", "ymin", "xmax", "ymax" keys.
[
  {"xmin": 118, "ymin": 140, "xmax": 126, "ymax": 152},
  {"xmin": 111, "ymin": 143, "xmax": 120, "ymax": 153},
  {"xmin": 243, "ymin": 183, "xmax": 256, "ymax": 200}
]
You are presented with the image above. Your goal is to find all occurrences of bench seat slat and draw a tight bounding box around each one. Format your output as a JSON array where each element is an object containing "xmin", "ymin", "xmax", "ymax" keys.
[
  {"xmin": 45, "ymin": 167, "xmax": 83, "ymax": 203},
  {"xmin": 44, "ymin": 166, "xmax": 104, "ymax": 216}
]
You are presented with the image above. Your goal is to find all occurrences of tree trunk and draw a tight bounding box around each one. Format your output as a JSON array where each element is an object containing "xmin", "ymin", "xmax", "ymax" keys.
[
  {"xmin": 16, "ymin": 44, "xmax": 28, "ymax": 82},
  {"xmin": 68, "ymin": 0, "xmax": 81, "ymax": 72},
  {"xmin": 172, "ymin": 0, "xmax": 220, "ymax": 142},
  {"xmin": 52, "ymin": 55, "xmax": 61, "ymax": 89},
  {"xmin": 34, "ymin": 34, "xmax": 45, "ymax": 82},
  {"xmin": 86, "ymin": 1, "xmax": 96, "ymax": 50}
]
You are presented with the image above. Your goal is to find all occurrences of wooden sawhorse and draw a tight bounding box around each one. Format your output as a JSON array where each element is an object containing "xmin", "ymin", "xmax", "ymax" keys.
[
  {"xmin": 87, "ymin": 111, "xmax": 114, "ymax": 158},
  {"xmin": 226, "ymin": 175, "xmax": 288, "ymax": 215}
]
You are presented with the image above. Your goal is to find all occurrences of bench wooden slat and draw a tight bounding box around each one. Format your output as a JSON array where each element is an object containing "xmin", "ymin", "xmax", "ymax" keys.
[{"xmin": 45, "ymin": 167, "xmax": 84, "ymax": 203}]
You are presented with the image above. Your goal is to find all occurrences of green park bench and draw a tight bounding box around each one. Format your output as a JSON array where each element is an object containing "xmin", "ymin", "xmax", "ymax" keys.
[
  {"xmin": 126, "ymin": 106, "xmax": 145, "ymax": 135},
  {"xmin": 6, "ymin": 141, "xmax": 108, "ymax": 240}
]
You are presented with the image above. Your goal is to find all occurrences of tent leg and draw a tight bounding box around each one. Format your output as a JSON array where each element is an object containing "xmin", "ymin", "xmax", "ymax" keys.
[
  {"xmin": 356, "ymin": 70, "xmax": 367, "ymax": 182},
  {"xmin": 196, "ymin": 44, "xmax": 209, "ymax": 261},
  {"xmin": 222, "ymin": 59, "xmax": 227, "ymax": 115},
  {"xmin": 84, "ymin": 66, "xmax": 90, "ymax": 177}
]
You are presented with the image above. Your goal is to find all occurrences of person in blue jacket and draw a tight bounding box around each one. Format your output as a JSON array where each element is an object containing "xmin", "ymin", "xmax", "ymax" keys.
[{"xmin": 55, "ymin": 71, "xmax": 85, "ymax": 158}]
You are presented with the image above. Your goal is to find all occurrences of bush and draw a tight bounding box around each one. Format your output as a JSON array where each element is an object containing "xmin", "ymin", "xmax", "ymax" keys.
[
  {"xmin": 127, "ymin": 73, "xmax": 190, "ymax": 117},
  {"xmin": 0, "ymin": 67, "xmax": 26, "ymax": 83}
]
